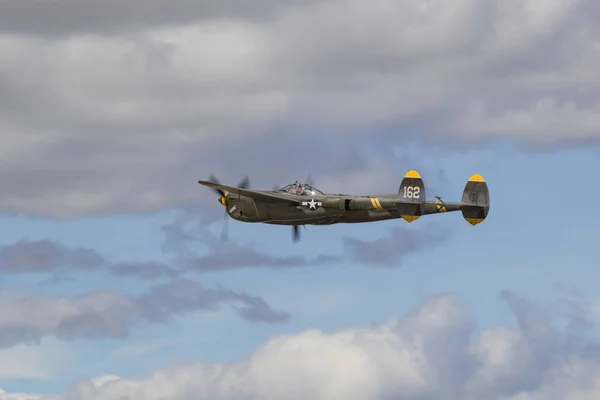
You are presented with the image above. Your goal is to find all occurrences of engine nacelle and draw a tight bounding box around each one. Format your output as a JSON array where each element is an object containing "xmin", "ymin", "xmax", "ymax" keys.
[{"xmin": 223, "ymin": 193, "xmax": 259, "ymax": 221}]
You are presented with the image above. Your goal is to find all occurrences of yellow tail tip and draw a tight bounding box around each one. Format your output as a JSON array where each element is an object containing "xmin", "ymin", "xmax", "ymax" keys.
[
  {"xmin": 404, "ymin": 169, "xmax": 421, "ymax": 179},
  {"xmin": 466, "ymin": 218, "xmax": 484, "ymax": 226},
  {"xmin": 401, "ymin": 215, "xmax": 420, "ymax": 223},
  {"xmin": 469, "ymin": 173, "xmax": 485, "ymax": 182}
]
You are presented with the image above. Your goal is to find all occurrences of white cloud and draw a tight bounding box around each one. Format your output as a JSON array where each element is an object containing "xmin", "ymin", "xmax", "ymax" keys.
[
  {"xmin": 458, "ymin": 99, "xmax": 600, "ymax": 144},
  {"xmin": 1, "ymin": 0, "xmax": 599, "ymax": 217},
  {"xmin": 0, "ymin": 389, "xmax": 47, "ymax": 400},
  {"xmin": 10, "ymin": 290, "xmax": 600, "ymax": 400},
  {"xmin": 0, "ymin": 337, "xmax": 67, "ymax": 380},
  {"xmin": 0, "ymin": 279, "xmax": 287, "ymax": 349}
]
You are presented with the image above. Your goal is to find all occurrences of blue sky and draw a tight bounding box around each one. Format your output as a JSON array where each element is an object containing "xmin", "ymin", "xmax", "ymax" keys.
[
  {"xmin": 1, "ymin": 142, "xmax": 598, "ymax": 395},
  {"xmin": 2, "ymin": 1, "xmax": 600, "ymax": 398}
]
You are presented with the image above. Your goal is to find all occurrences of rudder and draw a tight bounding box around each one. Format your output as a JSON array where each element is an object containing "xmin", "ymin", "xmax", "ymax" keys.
[
  {"xmin": 398, "ymin": 169, "xmax": 426, "ymax": 223},
  {"xmin": 461, "ymin": 174, "xmax": 490, "ymax": 226}
]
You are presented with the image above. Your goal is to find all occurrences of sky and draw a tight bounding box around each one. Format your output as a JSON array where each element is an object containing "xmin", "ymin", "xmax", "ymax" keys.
[{"xmin": 1, "ymin": 0, "xmax": 600, "ymax": 399}]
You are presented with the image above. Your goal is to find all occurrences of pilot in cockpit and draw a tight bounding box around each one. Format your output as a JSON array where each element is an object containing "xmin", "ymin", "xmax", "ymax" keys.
[
  {"xmin": 288, "ymin": 181, "xmax": 302, "ymax": 194},
  {"xmin": 280, "ymin": 181, "xmax": 322, "ymax": 196}
]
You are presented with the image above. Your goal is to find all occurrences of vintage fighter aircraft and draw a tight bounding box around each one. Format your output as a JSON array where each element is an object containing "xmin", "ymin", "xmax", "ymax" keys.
[{"xmin": 198, "ymin": 170, "xmax": 490, "ymax": 242}]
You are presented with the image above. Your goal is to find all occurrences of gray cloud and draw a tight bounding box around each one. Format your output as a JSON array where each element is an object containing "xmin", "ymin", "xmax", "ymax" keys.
[
  {"xmin": 163, "ymin": 211, "xmax": 450, "ymax": 272},
  {"xmin": 1, "ymin": 0, "xmax": 599, "ymax": 218},
  {"xmin": 0, "ymin": 240, "xmax": 177, "ymax": 279},
  {"xmin": 343, "ymin": 226, "xmax": 448, "ymax": 266},
  {"xmin": 15, "ymin": 289, "xmax": 600, "ymax": 399},
  {"xmin": 0, "ymin": 240, "xmax": 104, "ymax": 272},
  {"xmin": 0, "ymin": 278, "xmax": 289, "ymax": 349},
  {"xmin": 0, "ymin": 0, "xmax": 306, "ymax": 37},
  {"xmin": 0, "ymin": 214, "xmax": 447, "ymax": 280},
  {"xmin": 181, "ymin": 225, "xmax": 448, "ymax": 272},
  {"xmin": 183, "ymin": 245, "xmax": 339, "ymax": 272},
  {"xmin": 108, "ymin": 261, "xmax": 178, "ymax": 280}
]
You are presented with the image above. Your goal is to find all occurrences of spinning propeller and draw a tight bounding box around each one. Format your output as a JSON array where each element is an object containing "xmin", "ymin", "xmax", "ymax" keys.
[
  {"xmin": 293, "ymin": 225, "xmax": 300, "ymax": 243},
  {"xmin": 292, "ymin": 225, "xmax": 307, "ymax": 243},
  {"xmin": 272, "ymin": 173, "xmax": 313, "ymax": 244},
  {"xmin": 207, "ymin": 173, "xmax": 312, "ymax": 243},
  {"xmin": 207, "ymin": 174, "xmax": 250, "ymax": 241}
]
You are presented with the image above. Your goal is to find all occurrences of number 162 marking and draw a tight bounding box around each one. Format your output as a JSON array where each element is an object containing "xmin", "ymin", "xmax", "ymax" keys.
[{"xmin": 403, "ymin": 186, "xmax": 420, "ymax": 199}]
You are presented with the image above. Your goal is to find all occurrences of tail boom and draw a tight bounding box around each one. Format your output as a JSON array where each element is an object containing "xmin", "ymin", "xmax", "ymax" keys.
[{"xmin": 414, "ymin": 172, "xmax": 490, "ymax": 226}]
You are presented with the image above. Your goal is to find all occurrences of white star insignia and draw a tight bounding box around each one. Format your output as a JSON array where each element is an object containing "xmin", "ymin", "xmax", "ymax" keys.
[{"xmin": 302, "ymin": 199, "xmax": 322, "ymax": 210}]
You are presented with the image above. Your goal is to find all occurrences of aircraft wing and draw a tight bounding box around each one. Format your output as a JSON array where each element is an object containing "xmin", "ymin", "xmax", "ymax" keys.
[{"xmin": 197, "ymin": 180, "xmax": 301, "ymax": 205}]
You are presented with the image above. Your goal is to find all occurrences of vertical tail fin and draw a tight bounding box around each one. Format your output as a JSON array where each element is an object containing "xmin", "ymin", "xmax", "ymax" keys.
[
  {"xmin": 398, "ymin": 169, "xmax": 426, "ymax": 222},
  {"xmin": 461, "ymin": 174, "xmax": 490, "ymax": 226}
]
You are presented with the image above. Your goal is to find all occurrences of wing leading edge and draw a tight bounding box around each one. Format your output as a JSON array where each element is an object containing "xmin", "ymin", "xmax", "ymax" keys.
[{"xmin": 197, "ymin": 180, "xmax": 301, "ymax": 205}]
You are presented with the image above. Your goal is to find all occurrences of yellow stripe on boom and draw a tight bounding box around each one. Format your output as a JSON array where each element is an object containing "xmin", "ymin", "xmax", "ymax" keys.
[
  {"xmin": 370, "ymin": 197, "xmax": 383, "ymax": 210},
  {"xmin": 404, "ymin": 169, "xmax": 421, "ymax": 179},
  {"xmin": 435, "ymin": 199, "xmax": 447, "ymax": 212}
]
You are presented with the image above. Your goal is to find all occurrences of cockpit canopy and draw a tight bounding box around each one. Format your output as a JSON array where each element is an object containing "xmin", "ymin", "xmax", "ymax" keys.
[{"xmin": 278, "ymin": 181, "xmax": 324, "ymax": 195}]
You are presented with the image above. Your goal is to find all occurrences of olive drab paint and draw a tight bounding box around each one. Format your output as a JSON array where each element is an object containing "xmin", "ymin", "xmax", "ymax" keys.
[{"xmin": 198, "ymin": 169, "xmax": 490, "ymax": 242}]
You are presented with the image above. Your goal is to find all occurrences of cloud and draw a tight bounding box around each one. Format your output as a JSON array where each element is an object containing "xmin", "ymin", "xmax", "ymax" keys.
[
  {"xmin": 0, "ymin": 337, "xmax": 67, "ymax": 380},
  {"xmin": 0, "ymin": 211, "xmax": 447, "ymax": 281},
  {"xmin": 457, "ymin": 99, "xmax": 600, "ymax": 147},
  {"xmin": 0, "ymin": 279, "xmax": 288, "ymax": 349},
  {"xmin": 0, "ymin": 239, "xmax": 177, "ymax": 279},
  {"xmin": 14, "ymin": 289, "xmax": 600, "ymax": 399},
  {"xmin": 183, "ymin": 244, "xmax": 339, "ymax": 272},
  {"xmin": 0, "ymin": 240, "xmax": 104, "ymax": 273},
  {"xmin": 0, "ymin": 389, "xmax": 55, "ymax": 400},
  {"xmin": 0, "ymin": 0, "xmax": 301, "ymax": 37},
  {"xmin": 1, "ymin": 0, "xmax": 599, "ymax": 217},
  {"xmin": 343, "ymin": 226, "xmax": 448, "ymax": 266},
  {"xmin": 164, "ymin": 211, "xmax": 449, "ymax": 272}
]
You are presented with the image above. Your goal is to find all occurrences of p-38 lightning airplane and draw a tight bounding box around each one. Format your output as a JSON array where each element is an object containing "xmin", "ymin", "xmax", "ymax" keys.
[{"xmin": 198, "ymin": 170, "xmax": 490, "ymax": 242}]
